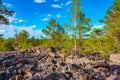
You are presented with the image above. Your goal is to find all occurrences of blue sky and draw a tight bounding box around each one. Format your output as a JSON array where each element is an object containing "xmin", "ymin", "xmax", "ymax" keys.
[{"xmin": 0, "ymin": 0, "xmax": 113, "ymax": 38}]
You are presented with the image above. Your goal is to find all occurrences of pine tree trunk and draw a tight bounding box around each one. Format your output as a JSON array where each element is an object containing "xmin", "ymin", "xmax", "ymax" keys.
[{"xmin": 74, "ymin": 21, "xmax": 77, "ymax": 53}]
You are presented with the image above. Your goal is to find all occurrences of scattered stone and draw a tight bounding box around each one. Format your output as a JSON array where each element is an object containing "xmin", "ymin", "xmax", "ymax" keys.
[
  {"xmin": 79, "ymin": 74, "xmax": 87, "ymax": 80},
  {"xmin": 78, "ymin": 57, "xmax": 91, "ymax": 65},
  {"xmin": 110, "ymin": 54, "xmax": 120, "ymax": 64},
  {"xmin": 0, "ymin": 47, "xmax": 120, "ymax": 80},
  {"xmin": 92, "ymin": 61, "xmax": 109, "ymax": 68},
  {"xmin": 43, "ymin": 72, "xmax": 67, "ymax": 80}
]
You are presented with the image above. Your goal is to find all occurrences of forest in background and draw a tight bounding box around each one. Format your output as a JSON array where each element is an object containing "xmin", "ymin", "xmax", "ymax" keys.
[{"xmin": 0, "ymin": 0, "xmax": 120, "ymax": 57}]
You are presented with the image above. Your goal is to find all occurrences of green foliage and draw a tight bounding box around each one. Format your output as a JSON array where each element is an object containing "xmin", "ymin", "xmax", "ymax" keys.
[
  {"xmin": 0, "ymin": 34, "xmax": 4, "ymax": 50},
  {"xmin": 28, "ymin": 36, "xmax": 40, "ymax": 47},
  {"xmin": 77, "ymin": 12, "xmax": 92, "ymax": 48},
  {"xmin": 42, "ymin": 18, "xmax": 65, "ymax": 47},
  {"xmin": 39, "ymin": 39, "xmax": 54, "ymax": 47},
  {"xmin": 3, "ymin": 39, "xmax": 14, "ymax": 51},
  {"xmin": 0, "ymin": 0, "xmax": 14, "ymax": 25},
  {"xmin": 69, "ymin": 0, "xmax": 93, "ymax": 52},
  {"xmin": 0, "ymin": 0, "xmax": 120, "ymax": 59},
  {"xmin": 14, "ymin": 30, "xmax": 30, "ymax": 49},
  {"xmin": 0, "ymin": 37, "xmax": 14, "ymax": 51},
  {"xmin": 100, "ymin": 0, "xmax": 120, "ymax": 53},
  {"xmin": 60, "ymin": 37, "xmax": 74, "ymax": 55},
  {"xmin": 69, "ymin": 0, "xmax": 81, "ymax": 51},
  {"xmin": 89, "ymin": 28, "xmax": 104, "ymax": 38}
]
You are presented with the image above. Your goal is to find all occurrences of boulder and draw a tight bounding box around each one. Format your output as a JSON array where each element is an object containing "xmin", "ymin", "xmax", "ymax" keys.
[
  {"xmin": 105, "ymin": 75, "xmax": 118, "ymax": 80},
  {"xmin": 110, "ymin": 54, "xmax": 120, "ymax": 64},
  {"xmin": 92, "ymin": 61, "xmax": 109, "ymax": 68},
  {"xmin": 1, "ymin": 47, "xmax": 120, "ymax": 80},
  {"xmin": 79, "ymin": 74, "xmax": 87, "ymax": 80},
  {"xmin": 43, "ymin": 72, "xmax": 67, "ymax": 80},
  {"xmin": 77, "ymin": 57, "xmax": 91, "ymax": 65}
]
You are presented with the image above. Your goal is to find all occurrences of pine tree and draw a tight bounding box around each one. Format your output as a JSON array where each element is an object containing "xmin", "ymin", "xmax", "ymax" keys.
[
  {"xmin": 15, "ymin": 30, "xmax": 29, "ymax": 49},
  {"xmin": 102, "ymin": 0, "xmax": 120, "ymax": 52},
  {"xmin": 42, "ymin": 18, "xmax": 65, "ymax": 47},
  {"xmin": 70, "ymin": 0, "xmax": 80, "ymax": 52},
  {"xmin": 69, "ymin": 0, "xmax": 92, "ymax": 52},
  {"xmin": 0, "ymin": 0, "xmax": 14, "ymax": 25}
]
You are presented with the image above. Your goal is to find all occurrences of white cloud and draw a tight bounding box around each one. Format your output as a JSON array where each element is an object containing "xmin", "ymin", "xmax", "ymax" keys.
[
  {"xmin": 56, "ymin": 14, "xmax": 61, "ymax": 18},
  {"xmin": 40, "ymin": 14, "xmax": 53, "ymax": 22},
  {"xmin": 51, "ymin": 4, "xmax": 62, "ymax": 8},
  {"xmin": 18, "ymin": 19, "xmax": 25, "ymax": 23},
  {"xmin": 34, "ymin": 0, "xmax": 46, "ymax": 3},
  {"xmin": 47, "ymin": 14, "xmax": 52, "ymax": 17},
  {"xmin": 0, "ymin": 30, "xmax": 5, "ymax": 33},
  {"xmin": 51, "ymin": 1, "xmax": 70, "ymax": 9},
  {"xmin": 93, "ymin": 24, "xmax": 104, "ymax": 29},
  {"xmin": 66, "ymin": 1, "xmax": 71, "ymax": 5},
  {"xmin": 3, "ymin": 3, "xmax": 12, "ymax": 8},
  {"xmin": 8, "ymin": 14, "xmax": 25, "ymax": 23},
  {"xmin": 54, "ymin": 0, "xmax": 59, "ymax": 1},
  {"xmin": 0, "ymin": 25, "xmax": 42, "ymax": 38},
  {"xmin": 41, "ymin": 17, "xmax": 49, "ymax": 21}
]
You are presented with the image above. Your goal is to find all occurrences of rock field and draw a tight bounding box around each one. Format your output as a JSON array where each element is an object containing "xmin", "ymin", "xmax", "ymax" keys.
[{"xmin": 0, "ymin": 47, "xmax": 120, "ymax": 80}]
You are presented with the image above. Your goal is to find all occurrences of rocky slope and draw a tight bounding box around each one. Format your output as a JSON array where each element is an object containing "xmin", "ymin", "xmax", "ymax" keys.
[{"xmin": 0, "ymin": 47, "xmax": 120, "ymax": 80}]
